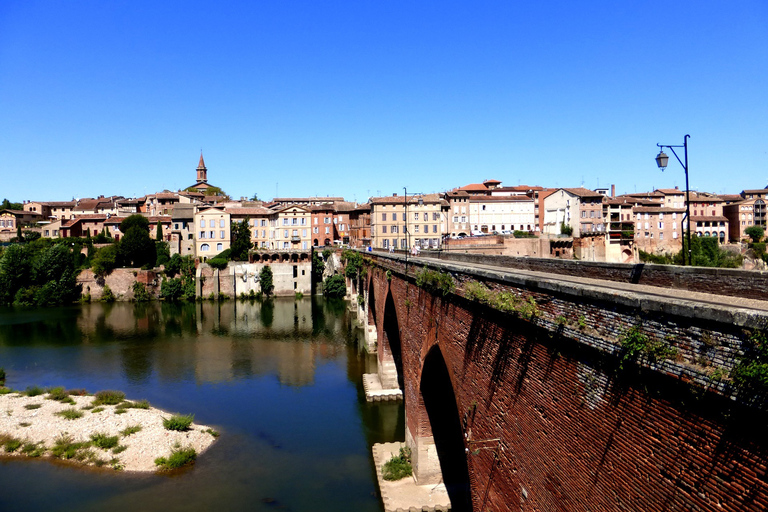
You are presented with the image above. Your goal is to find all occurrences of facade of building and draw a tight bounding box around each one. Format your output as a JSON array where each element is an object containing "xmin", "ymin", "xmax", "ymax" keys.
[
  {"xmin": 273, "ymin": 205, "xmax": 312, "ymax": 250},
  {"xmin": 370, "ymin": 193, "xmax": 447, "ymax": 250},
  {"xmin": 542, "ymin": 188, "xmax": 605, "ymax": 237},
  {"xmin": 194, "ymin": 207, "xmax": 231, "ymax": 259}
]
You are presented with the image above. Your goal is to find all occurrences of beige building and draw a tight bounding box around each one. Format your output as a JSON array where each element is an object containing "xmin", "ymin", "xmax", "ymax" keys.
[
  {"xmin": 542, "ymin": 188, "xmax": 605, "ymax": 237},
  {"xmin": 227, "ymin": 206, "xmax": 275, "ymax": 250},
  {"xmin": 194, "ymin": 207, "xmax": 231, "ymax": 259},
  {"xmin": 273, "ymin": 205, "xmax": 312, "ymax": 250},
  {"xmin": 370, "ymin": 193, "xmax": 447, "ymax": 250}
]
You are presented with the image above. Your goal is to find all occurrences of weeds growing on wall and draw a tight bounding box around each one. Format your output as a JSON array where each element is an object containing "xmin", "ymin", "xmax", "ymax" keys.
[
  {"xmin": 415, "ymin": 266, "xmax": 455, "ymax": 297},
  {"xmin": 618, "ymin": 325, "xmax": 678, "ymax": 369},
  {"xmin": 463, "ymin": 281, "xmax": 538, "ymax": 319},
  {"xmin": 731, "ymin": 330, "xmax": 768, "ymax": 396}
]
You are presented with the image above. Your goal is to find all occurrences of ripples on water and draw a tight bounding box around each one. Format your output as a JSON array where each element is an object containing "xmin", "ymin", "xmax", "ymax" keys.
[{"xmin": 0, "ymin": 299, "xmax": 402, "ymax": 512}]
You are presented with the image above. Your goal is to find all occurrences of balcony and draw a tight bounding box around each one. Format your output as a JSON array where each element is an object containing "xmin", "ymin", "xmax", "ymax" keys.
[{"xmin": 291, "ymin": 236, "xmax": 301, "ymax": 243}]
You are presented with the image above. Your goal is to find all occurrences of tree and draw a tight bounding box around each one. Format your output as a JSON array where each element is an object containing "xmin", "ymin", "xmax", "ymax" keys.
[
  {"xmin": 745, "ymin": 225, "xmax": 764, "ymax": 244},
  {"xmin": 323, "ymin": 274, "xmax": 346, "ymax": 298},
  {"xmin": 91, "ymin": 244, "xmax": 119, "ymax": 276},
  {"xmin": 155, "ymin": 241, "xmax": 170, "ymax": 267},
  {"xmin": 0, "ymin": 244, "xmax": 30, "ymax": 305},
  {"xmin": 118, "ymin": 215, "xmax": 155, "ymax": 268},
  {"xmin": 229, "ymin": 219, "xmax": 253, "ymax": 261},
  {"xmin": 155, "ymin": 221, "xmax": 163, "ymax": 241},
  {"xmin": 1, "ymin": 199, "xmax": 23, "ymax": 210},
  {"xmin": 259, "ymin": 265, "xmax": 274, "ymax": 298}
]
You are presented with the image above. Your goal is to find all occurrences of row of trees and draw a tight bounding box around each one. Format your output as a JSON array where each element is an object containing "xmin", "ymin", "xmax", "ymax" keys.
[{"xmin": 0, "ymin": 240, "xmax": 82, "ymax": 306}]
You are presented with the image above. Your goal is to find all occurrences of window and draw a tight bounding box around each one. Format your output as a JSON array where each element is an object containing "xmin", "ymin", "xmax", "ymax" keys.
[
  {"xmin": 174, "ymin": 223, "xmax": 179, "ymax": 229},
  {"xmin": 302, "ymin": 229, "xmax": 307, "ymax": 237},
  {"xmin": 283, "ymin": 219, "xmax": 289, "ymax": 225},
  {"xmin": 217, "ymin": 243, "xmax": 223, "ymax": 251},
  {"xmin": 199, "ymin": 231, "xmax": 205, "ymax": 239},
  {"xmin": 325, "ymin": 227, "xmax": 330, "ymax": 234},
  {"xmin": 200, "ymin": 243, "xmax": 210, "ymax": 251},
  {"xmin": 453, "ymin": 216, "xmax": 458, "ymax": 223},
  {"xmin": 301, "ymin": 218, "xmax": 306, "ymax": 225},
  {"xmin": 414, "ymin": 213, "xmax": 419, "ymax": 220},
  {"xmin": 382, "ymin": 226, "xmax": 387, "ymax": 233},
  {"xmin": 210, "ymin": 220, "xmax": 215, "ymax": 228},
  {"xmin": 292, "ymin": 229, "xmax": 298, "ymax": 236},
  {"xmin": 284, "ymin": 230, "xmax": 289, "ymax": 238},
  {"xmin": 415, "ymin": 225, "xmax": 419, "ymax": 233},
  {"xmin": 392, "ymin": 213, "xmax": 397, "ymax": 221},
  {"xmin": 423, "ymin": 213, "xmax": 428, "ymax": 221},
  {"xmin": 313, "ymin": 227, "xmax": 318, "ymax": 234},
  {"xmin": 314, "ymin": 218, "xmax": 318, "ymax": 224},
  {"xmin": 220, "ymin": 230, "xmax": 225, "ymax": 239},
  {"xmin": 433, "ymin": 225, "xmax": 437, "ymax": 233},
  {"xmin": 659, "ymin": 213, "xmax": 664, "ymax": 220},
  {"xmin": 219, "ymin": 219, "xmax": 225, "ymax": 228},
  {"xmin": 200, "ymin": 219, "xmax": 205, "ymax": 228},
  {"xmin": 433, "ymin": 213, "xmax": 439, "ymax": 221},
  {"xmin": 382, "ymin": 213, "xmax": 387, "ymax": 221},
  {"xmin": 392, "ymin": 225, "xmax": 398, "ymax": 233}
]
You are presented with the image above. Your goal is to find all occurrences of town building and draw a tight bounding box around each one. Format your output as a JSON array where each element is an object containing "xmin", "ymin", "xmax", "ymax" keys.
[
  {"xmin": 370, "ymin": 193, "xmax": 447, "ymax": 250},
  {"xmin": 542, "ymin": 188, "xmax": 605, "ymax": 237},
  {"xmin": 194, "ymin": 207, "xmax": 231, "ymax": 259}
]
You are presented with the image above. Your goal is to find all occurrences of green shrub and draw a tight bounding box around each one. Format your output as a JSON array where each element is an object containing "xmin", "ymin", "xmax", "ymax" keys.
[
  {"xmin": 382, "ymin": 446, "xmax": 413, "ymax": 481},
  {"xmin": 21, "ymin": 442, "xmax": 45, "ymax": 457},
  {"xmin": 323, "ymin": 274, "xmax": 346, "ymax": 298},
  {"xmin": 513, "ymin": 230, "xmax": 537, "ymax": 238},
  {"xmin": 295, "ymin": 291, "xmax": 304, "ymax": 300},
  {"xmin": 132, "ymin": 282, "xmax": 151, "ymax": 302},
  {"xmin": 731, "ymin": 330, "xmax": 768, "ymax": 394},
  {"xmin": 46, "ymin": 386, "xmax": 73, "ymax": 403},
  {"xmin": 101, "ymin": 284, "xmax": 115, "ymax": 302},
  {"xmin": 618, "ymin": 325, "xmax": 677, "ymax": 369},
  {"xmin": 208, "ymin": 257, "xmax": 228, "ymax": 270},
  {"xmin": 24, "ymin": 385, "xmax": 45, "ymax": 397},
  {"xmin": 24, "ymin": 403, "xmax": 42, "ymax": 410},
  {"xmin": 90, "ymin": 433, "xmax": 119, "ymax": 450},
  {"xmin": 4, "ymin": 438, "xmax": 22, "ymax": 453},
  {"xmin": 120, "ymin": 425, "xmax": 142, "ymax": 437},
  {"xmin": 112, "ymin": 445, "xmax": 128, "ymax": 454},
  {"xmin": 92, "ymin": 390, "xmax": 125, "ymax": 406},
  {"xmin": 55, "ymin": 408, "xmax": 84, "ymax": 420},
  {"xmin": 0, "ymin": 367, "xmax": 6, "ymax": 383},
  {"xmin": 155, "ymin": 445, "xmax": 197, "ymax": 471},
  {"xmin": 204, "ymin": 428, "xmax": 220, "ymax": 438},
  {"xmin": 415, "ymin": 266, "xmax": 455, "ymax": 297},
  {"xmin": 163, "ymin": 414, "xmax": 194, "ymax": 431},
  {"xmin": 51, "ymin": 434, "xmax": 91, "ymax": 459},
  {"xmin": 91, "ymin": 407, "xmax": 105, "ymax": 413}
]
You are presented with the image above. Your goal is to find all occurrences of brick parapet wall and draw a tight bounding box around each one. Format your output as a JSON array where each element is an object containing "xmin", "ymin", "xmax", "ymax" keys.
[
  {"xmin": 418, "ymin": 250, "xmax": 768, "ymax": 300},
  {"xmin": 364, "ymin": 254, "xmax": 768, "ymax": 511}
]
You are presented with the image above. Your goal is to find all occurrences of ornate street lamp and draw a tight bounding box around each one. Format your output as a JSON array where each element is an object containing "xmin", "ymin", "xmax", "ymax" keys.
[{"xmin": 655, "ymin": 135, "xmax": 691, "ymax": 265}]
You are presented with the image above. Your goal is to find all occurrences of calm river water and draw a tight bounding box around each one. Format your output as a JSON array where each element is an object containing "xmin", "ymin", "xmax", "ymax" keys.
[{"xmin": 0, "ymin": 298, "xmax": 402, "ymax": 512}]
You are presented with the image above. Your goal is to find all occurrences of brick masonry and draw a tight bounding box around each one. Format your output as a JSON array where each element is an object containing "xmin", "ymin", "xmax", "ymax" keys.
[{"xmin": 365, "ymin": 254, "xmax": 768, "ymax": 512}]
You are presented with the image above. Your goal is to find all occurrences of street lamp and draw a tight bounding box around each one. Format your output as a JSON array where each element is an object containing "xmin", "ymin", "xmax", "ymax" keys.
[{"xmin": 655, "ymin": 134, "xmax": 691, "ymax": 265}]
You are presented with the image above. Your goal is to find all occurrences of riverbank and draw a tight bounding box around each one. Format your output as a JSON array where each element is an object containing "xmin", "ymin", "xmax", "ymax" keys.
[{"xmin": 0, "ymin": 390, "xmax": 217, "ymax": 472}]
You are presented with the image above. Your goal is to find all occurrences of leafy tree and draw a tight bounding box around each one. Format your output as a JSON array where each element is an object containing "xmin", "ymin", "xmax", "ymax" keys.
[
  {"xmin": 155, "ymin": 241, "xmax": 170, "ymax": 267},
  {"xmin": 0, "ymin": 244, "xmax": 30, "ymax": 305},
  {"xmin": 259, "ymin": 265, "xmax": 274, "ymax": 298},
  {"xmin": 745, "ymin": 225, "xmax": 764, "ymax": 244},
  {"xmin": 132, "ymin": 282, "xmax": 151, "ymax": 302},
  {"xmin": 208, "ymin": 257, "xmax": 228, "ymax": 270},
  {"xmin": 91, "ymin": 244, "xmax": 119, "ymax": 276},
  {"xmin": 230, "ymin": 220, "xmax": 252, "ymax": 261},
  {"xmin": 312, "ymin": 250, "xmax": 325, "ymax": 282},
  {"xmin": 160, "ymin": 278, "xmax": 184, "ymax": 302},
  {"xmin": 23, "ymin": 231, "xmax": 41, "ymax": 243},
  {"xmin": 323, "ymin": 274, "xmax": 346, "ymax": 298},
  {"xmin": 675, "ymin": 235, "xmax": 742, "ymax": 268},
  {"xmin": 118, "ymin": 215, "xmax": 156, "ymax": 268},
  {"xmin": 1, "ymin": 198, "xmax": 23, "ymax": 210},
  {"xmin": 560, "ymin": 223, "xmax": 573, "ymax": 236},
  {"xmin": 155, "ymin": 221, "xmax": 163, "ymax": 241}
]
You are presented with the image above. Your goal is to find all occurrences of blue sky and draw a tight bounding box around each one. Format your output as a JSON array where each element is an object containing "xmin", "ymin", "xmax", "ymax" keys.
[{"xmin": 1, "ymin": 1, "xmax": 766, "ymax": 203}]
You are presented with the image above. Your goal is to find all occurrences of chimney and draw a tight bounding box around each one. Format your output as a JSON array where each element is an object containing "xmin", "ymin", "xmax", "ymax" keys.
[
  {"xmin": 611, "ymin": 184, "xmax": 615, "ymax": 198},
  {"xmin": 393, "ymin": 193, "xmax": 397, "ymax": 197}
]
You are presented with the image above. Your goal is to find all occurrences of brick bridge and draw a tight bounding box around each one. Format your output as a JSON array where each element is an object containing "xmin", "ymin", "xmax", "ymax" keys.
[{"xmin": 349, "ymin": 252, "xmax": 768, "ymax": 512}]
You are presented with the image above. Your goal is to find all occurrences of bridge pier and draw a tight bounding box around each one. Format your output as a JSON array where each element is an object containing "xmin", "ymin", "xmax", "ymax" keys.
[{"xmin": 407, "ymin": 426, "xmax": 443, "ymax": 485}]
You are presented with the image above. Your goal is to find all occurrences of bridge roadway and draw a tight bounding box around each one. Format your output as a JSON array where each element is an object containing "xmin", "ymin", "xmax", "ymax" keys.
[{"xmin": 407, "ymin": 253, "xmax": 768, "ymax": 314}]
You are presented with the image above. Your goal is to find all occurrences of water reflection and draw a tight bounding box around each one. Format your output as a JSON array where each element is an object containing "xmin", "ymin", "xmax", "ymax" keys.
[{"xmin": 0, "ymin": 298, "xmax": 396, "ymax": 512}]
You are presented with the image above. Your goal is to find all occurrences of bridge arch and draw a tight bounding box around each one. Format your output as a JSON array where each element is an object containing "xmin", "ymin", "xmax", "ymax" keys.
[
  {"xmin": 416, "ymin": 344, "xmax": 473, "ymax": 511},
  {"xmin": 379, "ymin": 287, "xmax": 403, "ymax": 390}
]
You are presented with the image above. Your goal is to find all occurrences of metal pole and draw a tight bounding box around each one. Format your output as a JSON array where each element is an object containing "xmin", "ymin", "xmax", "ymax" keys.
[
  {"xmin": 403, "ymin": 187, "xmax": 408, "ymax": 269},
  {"xmin": 683, "ymin": 135, "xmax": 691, "ymax": 266}
]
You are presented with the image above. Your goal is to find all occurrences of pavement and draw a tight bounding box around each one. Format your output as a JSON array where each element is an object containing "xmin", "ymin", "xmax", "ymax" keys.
[{"xmin": 412, "ymin": 254, "xmax": 768, "ymax": 315}]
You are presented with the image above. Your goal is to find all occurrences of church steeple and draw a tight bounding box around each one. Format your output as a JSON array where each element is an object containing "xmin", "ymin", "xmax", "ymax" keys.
[{"xmin": 196, "ymin": 152, "xmax": 208, "ymax": 183}]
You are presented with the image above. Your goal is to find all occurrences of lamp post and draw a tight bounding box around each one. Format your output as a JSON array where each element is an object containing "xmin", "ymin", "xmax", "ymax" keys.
[{"xmin": 655, "ymin": 134, "xmax": 691, "ymax": 265}]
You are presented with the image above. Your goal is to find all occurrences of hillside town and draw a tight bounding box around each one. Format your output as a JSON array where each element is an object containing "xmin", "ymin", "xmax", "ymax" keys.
[{"xmin": 1, "ymin": 153, "xmax": 766, "ymax": 266}]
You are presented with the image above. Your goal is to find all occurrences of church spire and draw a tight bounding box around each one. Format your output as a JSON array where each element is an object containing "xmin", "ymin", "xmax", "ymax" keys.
[{"xmin": 196, "ymin": 152, "xmax": 208, "ymax": 183}]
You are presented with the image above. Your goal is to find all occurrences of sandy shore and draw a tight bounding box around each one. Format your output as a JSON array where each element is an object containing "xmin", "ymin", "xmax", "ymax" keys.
[{"xmin": 0, "ymin": 390, "xmax": 217, "ymax": 472}]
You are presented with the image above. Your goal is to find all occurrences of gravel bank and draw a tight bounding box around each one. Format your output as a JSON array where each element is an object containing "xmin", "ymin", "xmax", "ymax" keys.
[{"xmin": 0, "ymin": 391, "xmax": 217, "ymax": 472}]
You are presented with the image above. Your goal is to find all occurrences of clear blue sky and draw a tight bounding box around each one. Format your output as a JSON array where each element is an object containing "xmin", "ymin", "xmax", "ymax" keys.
[{"xmin": 1, "ymin": 1, "xmax": 766, "ymax": 203}]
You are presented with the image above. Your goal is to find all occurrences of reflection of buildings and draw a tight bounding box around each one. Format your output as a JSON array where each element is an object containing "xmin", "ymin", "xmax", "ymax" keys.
[{"xmin": 76, "ymin": 301, "xmax": 348, "ymax": 388}]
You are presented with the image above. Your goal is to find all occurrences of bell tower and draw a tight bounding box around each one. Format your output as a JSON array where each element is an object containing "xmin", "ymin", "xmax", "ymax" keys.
[{"xmin": 196, "ymin": 152, "xmax": 208, "ymax": 183}]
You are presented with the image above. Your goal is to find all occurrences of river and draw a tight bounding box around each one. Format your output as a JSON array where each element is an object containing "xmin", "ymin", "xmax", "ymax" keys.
[{"xmin": 0, "ymin": 298, "xmax": 402, "ymax": 512}]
